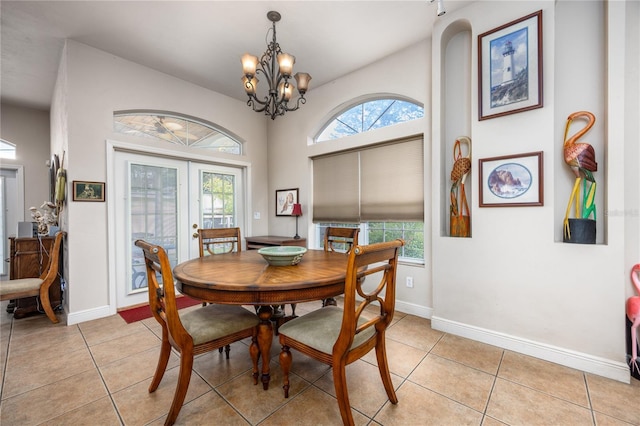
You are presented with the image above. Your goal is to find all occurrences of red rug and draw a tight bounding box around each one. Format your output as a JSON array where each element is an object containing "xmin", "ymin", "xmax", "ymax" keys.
[{"xmin": 118, "ymin": 297, "xmax": 201, "ymax": 323}]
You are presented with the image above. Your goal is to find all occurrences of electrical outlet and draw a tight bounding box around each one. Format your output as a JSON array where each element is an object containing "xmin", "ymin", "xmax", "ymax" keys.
[
  {"xmin": 253, "ymin": 212, "xmax": 260, "ymax": 219},
  {"xmin": 406, "ymin": 276, "xmax": 413, "ymax": 288}
]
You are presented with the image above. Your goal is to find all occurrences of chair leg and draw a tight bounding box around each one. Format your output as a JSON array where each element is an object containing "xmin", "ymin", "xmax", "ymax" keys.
[
  {"xmin": 149, "ymin": 331, "xmax": 172, "ymax": 393},
  {"xmin": 249, "ymin": 332, "xmax": 260, "ymax": 385},
  {"xmin": 279, "ymin": 343, "xmax": 292, "ymax": 398},
  {"xmin": 39, "ymin": 287, "xmax": 59, "ymax": 324},
  {"xmin": 374, "ymin": 335, "xmax": 398, "ymax": 404},
  {"xmin": 165, "ymin": 348, "xmax": 194, "ymax": 426},
  {"xmin": 332, "ymin": 359, "xmax": 355, "ymax": 426}
]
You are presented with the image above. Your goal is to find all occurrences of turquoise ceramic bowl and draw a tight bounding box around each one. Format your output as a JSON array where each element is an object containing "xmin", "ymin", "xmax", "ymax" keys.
[{"xmin": 257, "ymin": 246, "xmax": 307, "ymax": 266}]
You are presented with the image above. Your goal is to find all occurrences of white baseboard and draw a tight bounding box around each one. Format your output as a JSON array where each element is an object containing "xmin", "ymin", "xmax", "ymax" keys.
[
  {"xmin": 396, "ymin": 300, "xmax": 433, "ymax": 319},
  {"xmin": 431, "ymin": 315, "xmax": 631, "ymax": 384},
  {"xmin": 66, "ymin": 305, "xmax": 114, "ymax": 326}
]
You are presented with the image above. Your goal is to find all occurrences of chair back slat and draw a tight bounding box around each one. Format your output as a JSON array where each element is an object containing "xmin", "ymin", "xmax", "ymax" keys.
[
  {"xmin": 324, "ymin": 227, "xmax": 359, "ymax": 254},
  {"xmin": 335, "ymin": 239, "xmax": 403, "ymax": 354},
  {"xmin": 198, "ymin": 227, "xmax": 241, "ymax": 257}
]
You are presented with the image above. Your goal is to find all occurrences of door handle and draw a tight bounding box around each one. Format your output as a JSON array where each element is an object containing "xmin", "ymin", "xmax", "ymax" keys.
[{"xmin": 193, "ymin": 233, "xmax": 199, "ymax": 238}]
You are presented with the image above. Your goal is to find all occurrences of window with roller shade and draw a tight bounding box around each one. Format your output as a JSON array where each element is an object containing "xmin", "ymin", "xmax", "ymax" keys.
[{"xmin": 313, "ymin": 135, "xmax": 424, "ymax": 261}]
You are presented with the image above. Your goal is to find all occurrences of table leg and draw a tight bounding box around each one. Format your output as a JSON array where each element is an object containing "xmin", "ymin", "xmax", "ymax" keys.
[{"xmin": 256, "ymin": 305, "xmax": 274, "ymax": 390}]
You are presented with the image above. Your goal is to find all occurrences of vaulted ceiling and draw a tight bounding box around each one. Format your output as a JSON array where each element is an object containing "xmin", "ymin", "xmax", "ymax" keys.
[{"xmin": 1, "ymin": 1, "xmax": 471, "ymax": 111}]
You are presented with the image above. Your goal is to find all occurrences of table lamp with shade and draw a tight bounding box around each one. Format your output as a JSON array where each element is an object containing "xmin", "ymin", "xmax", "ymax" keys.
[{"xmin": 291, "ymin": 203, "xmax": 302, "ymax": 239}]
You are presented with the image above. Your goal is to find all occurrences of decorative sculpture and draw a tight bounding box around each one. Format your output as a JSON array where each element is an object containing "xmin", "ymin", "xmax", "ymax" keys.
[
  {"xmin": 562, "ymin": 111, "xmax": 597, "ymax": 243},
  {"xmin": 628, "ymin": 264, "xmax": 640, "ymax": 376},
  {"xmin": 450, "ymin": 136, "xmax": 471, "ymax": 237}
]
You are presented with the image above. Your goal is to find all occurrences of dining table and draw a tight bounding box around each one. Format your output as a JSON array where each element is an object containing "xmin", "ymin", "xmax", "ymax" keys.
[{"xmin": 172, "ymin": 249, "xmax": 350, "ymax": 389}]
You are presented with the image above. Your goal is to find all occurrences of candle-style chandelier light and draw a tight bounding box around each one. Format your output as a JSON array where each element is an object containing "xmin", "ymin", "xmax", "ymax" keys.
[{"xmin": 241, "ymin": 11, "xmax": 312, "ymax": 120}]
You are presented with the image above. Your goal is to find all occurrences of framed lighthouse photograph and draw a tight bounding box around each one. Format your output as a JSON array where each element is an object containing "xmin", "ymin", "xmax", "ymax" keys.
[{"xmin": 478, "ymin": 10, "xmax": 543, "ymax": 121}]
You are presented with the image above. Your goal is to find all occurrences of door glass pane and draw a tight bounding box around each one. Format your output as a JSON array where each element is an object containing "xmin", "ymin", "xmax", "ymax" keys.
[
  {"xmin": 201, "ymin": 171, "xmax": 236, "ymax": 228},
  {"xmin": 130, "ymin": 163, "xmax": 178, "ymax": 293}
]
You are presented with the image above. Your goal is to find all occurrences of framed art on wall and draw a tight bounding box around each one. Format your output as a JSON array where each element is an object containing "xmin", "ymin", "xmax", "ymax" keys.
[
  {"xmin": 479, "ymin": 151, "xmax": 543, "ymax": 207},
  {"xmin": 478, "ymin": 10, "xmax": 543, "ymax": 121},
  {"xmin": 276, "ymin": 188, "xmax": 299, "ymax": 216},
  {"xmin": 72, "ymin": 181, "xmax": 105, "ymax": 202}
]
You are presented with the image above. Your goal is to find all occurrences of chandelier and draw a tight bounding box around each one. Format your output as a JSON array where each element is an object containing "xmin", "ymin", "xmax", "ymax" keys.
[{"xmin": 241, "ymin": 11, "xmax": 312, "ymax": 120}]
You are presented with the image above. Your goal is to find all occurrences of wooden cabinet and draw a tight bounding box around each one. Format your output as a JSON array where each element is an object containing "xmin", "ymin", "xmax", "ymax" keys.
[
  {"xmin": 7, "ymin": 236, "xmax": 63, "ymax": 319},
  {"xmin": 245, "ymin": 235, "xmax": 307, "ymax": 250}
]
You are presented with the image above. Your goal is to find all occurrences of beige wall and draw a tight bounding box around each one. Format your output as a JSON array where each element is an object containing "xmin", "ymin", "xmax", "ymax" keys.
[
  {"xmin": 267, "ymin": 0, "xmax": 640, "ymax": 383},
  {"xmin": 0, "ymin": 103, "xmax": 50, "ymax": 221},
  {"xmin": 52, "ymin": 40, "xmax": 269, "ymax": 323}
]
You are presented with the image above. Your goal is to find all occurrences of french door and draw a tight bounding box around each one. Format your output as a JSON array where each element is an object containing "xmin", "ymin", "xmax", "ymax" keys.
[{"xmin": 114, "ymin": 151, "xmax": 244, "ymax": 308}]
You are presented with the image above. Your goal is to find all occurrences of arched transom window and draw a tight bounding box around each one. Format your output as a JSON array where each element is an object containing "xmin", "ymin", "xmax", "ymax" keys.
[
  {"xmin": 315, "ymin": 98, "xmax": 424, "ymax": 143},
  {"xmin": 114, "ymin": 111, "xmax": 242, "ymax": 155}
]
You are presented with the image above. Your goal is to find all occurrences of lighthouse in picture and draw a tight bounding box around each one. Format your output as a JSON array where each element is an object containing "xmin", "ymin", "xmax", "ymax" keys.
[{"xmin": 502, "ymin": 40, "xmax": 515, "ymax": 84}]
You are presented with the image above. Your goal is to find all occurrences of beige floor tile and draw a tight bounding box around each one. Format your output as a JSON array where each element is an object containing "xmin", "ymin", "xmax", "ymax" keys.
[
  {"xmin": 111, "ymin": 365, "xmax": 212, "ymax": 425},
  {"xmin": 261, "ymin": 385, "xmax": 370, "ymax": 426},
  {"xmin": 0, "ymin": 369, "xmax": 108, "ymax": 424},
  {"xmin": 148, "ymin": 391, "xmax": 250, "ymax": 425},
  {"xmin": 39, "ymin": 396, "xmax": 122, "ymax": 426},
  {"xmin": 408, "ymin": 353, "xmax": 495, "ymax": 412},
  {"xmin": 79, "ymin": 314, "xmax": 148, "ymax": 346},
  {"xmin": 280, "ymin": 347, "xmax": 332, "ymax": 383},
  {"xmin": 499, "ymin": 350, "xmax": 590, "ymax": 407},
  {"xmin": 3, "ymin": 345, "xmax": 95, "ymax": 398},
  {"xmin": 216, "ymin": 360, "xmax": 308, "ymax": 425},
  {"xmin": 375, "ymin": 380, "xmax": 483, "ymax": 425},
  {"xmin": 586, "ymin": 373, "xmax": 640, "ymax": 424},
  {"xmin": 487, "ymin": 378, "xmax": 593, "ymax": 425},
  {"xmin": 8, "ymin": 312, "xmax": 64, "ymax": 335},
  {"xmin": 8, "ymin": 321, "xmax": 82, "ymax": 356},
  {"xmin": 432, "ymin": 333, "xmax": 504, "ymax": 375},
  {"xmin": 193, "ymin": 341, "xmax": 257, "ymax": 387},
  {"xmin": 314, "ymin": 359, "xmax": 403, "ymax": 418},
  {"xmin": 361, "ymin": 336, "xmax": 427, "ymax": 378},
  {"xmin": 99, "ymin": 345, "xmax": 179, "ymax": 393},
  {"xmin": 386, "ymin": 315, "xmax": 444, "ymax": 351},
  {"xmin": 593, "ymin": 410, "xmax": 637, "ymax": 426},
  {"xmin": 481, "ymin": 415, "xmax": 509, "ymax": 425},
  {"xmin": 89, "ymin": 328, "xmax": 161, "ymax": 366}
]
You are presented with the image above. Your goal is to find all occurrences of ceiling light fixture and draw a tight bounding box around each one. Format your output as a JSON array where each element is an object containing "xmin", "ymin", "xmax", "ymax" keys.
[
  {"xmin": 241, "ymin": 11, "xmax": 312, "ymax": 120},
  {"xmin": 430, "ymin": 0, "xmax": 446, "ymax": 16}
]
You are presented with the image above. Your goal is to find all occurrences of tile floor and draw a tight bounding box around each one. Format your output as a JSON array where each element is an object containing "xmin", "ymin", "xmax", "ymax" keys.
[{"xmin": 1, "ymin": 300, "xmax": 639, "ymax": 425}]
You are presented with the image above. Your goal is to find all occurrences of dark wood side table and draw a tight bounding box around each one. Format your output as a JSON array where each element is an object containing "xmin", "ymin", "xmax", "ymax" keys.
[
  {"xmin": 7, "ymin": 236, "xmax": 63, "ymax": 318},
  {"xmin": 245, "ymin": 235, "xmax": 307, "ymax": 250}
]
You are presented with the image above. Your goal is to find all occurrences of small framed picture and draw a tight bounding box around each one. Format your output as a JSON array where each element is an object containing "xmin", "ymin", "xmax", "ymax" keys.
[
  {"xmin": 479, "ymin": 151, "xmax": 543, "ymax": 207},
  {"xmin": 276, "ymin": 188, "xmax": 298, "ymax": 216},
  {"xmin": 478, "ymin": 10, "xmax": 543, "ymax": 120},
  {"xmin": 72, "ymin": 181, "xmax": 105, "ymax": 202}
]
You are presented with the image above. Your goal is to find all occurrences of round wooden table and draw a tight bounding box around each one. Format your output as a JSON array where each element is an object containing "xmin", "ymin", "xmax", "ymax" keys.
[{"xmin": 173, "ymin": 249, "xmax": 349, "ymax": 389}]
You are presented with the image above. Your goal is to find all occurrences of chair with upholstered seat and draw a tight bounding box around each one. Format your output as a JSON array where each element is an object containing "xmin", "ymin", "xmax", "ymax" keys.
[
  {"xmin": 197, "ymin": 227, "xmax": 243, "ymax": 357},
  {"xmin": 278, "ymin": 239, "xmax": 404, "ymax": 426},
  {"xmin": 135, "ymin": 239, "xmax": 259, "ymax": 426},
  {"xmin": 0, "ymin": 231, "xmax": 65, "ymax": 324}
]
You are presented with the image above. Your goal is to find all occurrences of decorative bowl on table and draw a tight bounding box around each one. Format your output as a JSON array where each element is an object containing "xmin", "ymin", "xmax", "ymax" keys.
[{"xmin": 258, "ymin": 246, "xmax": 307, "ymax": 266}]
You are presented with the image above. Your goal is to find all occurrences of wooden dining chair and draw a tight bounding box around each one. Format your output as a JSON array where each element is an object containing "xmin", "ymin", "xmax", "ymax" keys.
[
  {"xmin": 198, "ymin": 227, "xmax": 241, "ymax": 257},
  {"xmin": 278, "ymin": 239, "xmax": 404, "ymax": 426},
  {"xmin": 324, "ymin": 226, "xmax": 360, "ymax": 254},
  {"xmin": 135, "ymin": 240, "xmax": 259, "ymax": 426},
  {"xmin": 0, "ymin": 231, "xmax": 65, "ymax": 324},
  {"xmin": 197, "ymin": 227, "xmax": 242, "ymax": 354}
]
